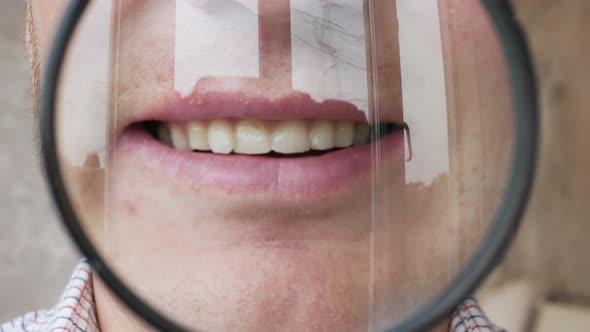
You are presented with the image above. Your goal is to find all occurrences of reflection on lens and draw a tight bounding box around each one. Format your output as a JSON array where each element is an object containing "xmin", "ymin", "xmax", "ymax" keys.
[{"xmin": 55, "ymin": 0, "xmax": 514, "ymax": 330}]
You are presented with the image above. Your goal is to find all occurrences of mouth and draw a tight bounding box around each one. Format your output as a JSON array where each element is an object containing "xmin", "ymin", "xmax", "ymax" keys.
[
  {"xmin": 115, "ymin": 90, "xmax": 405, "ymax": 197},
  {"xmin": 144, "ymin": 119, "xmax": 402, "ymax": 157}
]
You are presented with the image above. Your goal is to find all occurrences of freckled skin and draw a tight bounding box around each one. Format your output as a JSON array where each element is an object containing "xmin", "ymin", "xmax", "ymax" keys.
[{"xmin": 29, "ymin": 0, "xmax": 512, "ymax": 331}]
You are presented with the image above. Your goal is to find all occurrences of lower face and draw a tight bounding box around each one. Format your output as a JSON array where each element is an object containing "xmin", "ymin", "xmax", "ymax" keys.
[
  {"xmin": 34, "ymin": 0, "xmax": 511, "ymax": 331},
  {"xmin": 81, "ymin": 128, "xmax": 454, "ymax": 331}
]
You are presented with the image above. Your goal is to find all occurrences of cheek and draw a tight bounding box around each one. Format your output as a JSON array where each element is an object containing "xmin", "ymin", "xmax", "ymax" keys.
[{"xmin": 31, "ymin": 0, "xmax": 69, "ymax": 58}]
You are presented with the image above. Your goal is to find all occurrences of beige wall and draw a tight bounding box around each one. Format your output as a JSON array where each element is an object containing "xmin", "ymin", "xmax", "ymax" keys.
[
  {"xmin": 0, "ymin": 2, "xmax": 80, "ymax": 321},
  {"xmin": 495, "ymin": 0, "xmax": 590, "ymax": 301}
]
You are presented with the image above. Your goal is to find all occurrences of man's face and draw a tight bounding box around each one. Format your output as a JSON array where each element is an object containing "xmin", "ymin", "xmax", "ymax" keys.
[{"xmin": 29, "ymin": 1, "xmax": 512, "ymax": 331}]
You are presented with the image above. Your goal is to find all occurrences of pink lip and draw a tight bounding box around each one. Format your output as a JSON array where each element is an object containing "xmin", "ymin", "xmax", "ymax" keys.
[
  {"xmin": 117, "ymin": 85, "xmax": 405, "ymax": 198},
  {"xmin": 126, "ymin": 85, "xmax": 402, "ymax": 125},
  {"xmin": 116, "ymin": 127, "xmax": 404, "ymax": 198}
]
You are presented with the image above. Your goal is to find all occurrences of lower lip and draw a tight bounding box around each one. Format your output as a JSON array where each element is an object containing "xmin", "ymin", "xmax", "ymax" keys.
[{"xmin": 116, "ymin": 126, "xmax": 404, "ymax": 198}]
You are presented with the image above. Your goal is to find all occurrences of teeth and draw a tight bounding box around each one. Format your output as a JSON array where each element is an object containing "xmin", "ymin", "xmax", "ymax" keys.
[
  {"xmin": 309, "ymin": 120, "xmax": 335, "ymax": 150},
  {"xmin": 158, "ymin": 124, "xmax": 173, "ymax": 147},
  {"xmin": 334, "ymin": 121, "xmax": 354, "ymax": 148},
  {"xmin": 170, "ymin": 123, "xmax": 191, "ymax": 151},
  {"xmin": 354, "ymin": 123, "xmax": 370, "ymax": 146},
  {"xmin": 187, "ymin": 120, "xmax": 209, "ymax": 151},
  {"xmin": 234, "ymin": 119, "xmax": 272, "ymax": 154},
  {"xmin": 157, "ymin": 119, "xmax": 379, "ymax": 155},
  {"xmin": 271, "ymin": 120, "xmax": 310, "ymax": 154},
  {"xmin": 208, "ymin": 119, "xmax": 235, "ymax": 154}
]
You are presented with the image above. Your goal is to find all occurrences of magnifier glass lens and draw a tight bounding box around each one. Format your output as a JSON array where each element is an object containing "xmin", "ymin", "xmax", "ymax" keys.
[{"xmin": 55, "ymin": 0, "xmax": 513, "ymax": 330}]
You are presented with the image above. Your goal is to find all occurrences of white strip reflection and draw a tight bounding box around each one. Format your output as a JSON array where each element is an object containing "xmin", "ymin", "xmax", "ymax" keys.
[
  {"xmin": 397, "ymin": 0, "xmax": 449, "ymax": 184},
  {"xmin": 291, "ymin": 0, "xmax": 369, "ymax": 113},
  {"xmin": 174, "ymin": 0, "xmax": 260, "ymax": 97},
  {"xmin": 58, "ymin": 0, "xmax": 112, "ymax": 166}
]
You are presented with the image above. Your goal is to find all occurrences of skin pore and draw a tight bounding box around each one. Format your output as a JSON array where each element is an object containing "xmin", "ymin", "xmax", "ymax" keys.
[{"xmin": 27, "ymin": 1, "xmax": 512, "ymax": 331}]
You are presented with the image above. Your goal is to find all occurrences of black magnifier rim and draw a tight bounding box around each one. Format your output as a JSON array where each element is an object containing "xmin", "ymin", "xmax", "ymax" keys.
[{"xmin": 40, "ymin": 0, "xmax": 538, "ymax": 331}]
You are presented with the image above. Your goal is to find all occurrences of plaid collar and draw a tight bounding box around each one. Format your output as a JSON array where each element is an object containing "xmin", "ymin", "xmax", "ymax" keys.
[
  {"xmin": 1, "ymin": 261, "xmax": 99, "ymax": 332},
  {"xmin": 1, "ymin": 261, "xmax": 502, "ymax": 332}
]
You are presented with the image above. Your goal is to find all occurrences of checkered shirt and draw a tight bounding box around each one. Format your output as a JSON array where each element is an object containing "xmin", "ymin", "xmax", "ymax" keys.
[
  {"xmin": 1, "ymin": 261, "xmax": 503, "ymax": 332},
  {"xmin": 1, "ymin": 261, "xmax": 98, "ymax": 332}
]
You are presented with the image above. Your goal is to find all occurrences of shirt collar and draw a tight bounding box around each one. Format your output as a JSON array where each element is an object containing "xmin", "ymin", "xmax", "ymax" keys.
[
  {"xmin": 1, "ymin": 260, "xmax": 99, "ymax": 332},
  {"xmin": 2, "ymin": 260, "xmax": 502, "ymax": 332}
]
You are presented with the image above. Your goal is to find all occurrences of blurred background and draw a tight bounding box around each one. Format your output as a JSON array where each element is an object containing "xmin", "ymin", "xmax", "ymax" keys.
[
  {"xmin": 0, "ymin": 1, "xmax": 589, "ymax": 331},
  {"xmin": 0, "ymin": 0, "xmax": 80, "ymax": 321}
]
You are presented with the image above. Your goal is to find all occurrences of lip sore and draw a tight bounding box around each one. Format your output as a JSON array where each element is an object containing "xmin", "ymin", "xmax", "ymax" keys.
[{"xmin": 115, "ymin": 88, "xmax": 405, "ymax": 198}]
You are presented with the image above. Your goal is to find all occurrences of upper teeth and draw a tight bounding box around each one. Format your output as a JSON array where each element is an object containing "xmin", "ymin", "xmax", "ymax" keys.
[{"xmin": 161, "ymin": 119, "xmax": 373, "ymax": 155}]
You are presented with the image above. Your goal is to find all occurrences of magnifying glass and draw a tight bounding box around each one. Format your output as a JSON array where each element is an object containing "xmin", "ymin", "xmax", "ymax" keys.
[{"xmin": 41, "ymin": 0, "xmax": 537, "ymax": 331}]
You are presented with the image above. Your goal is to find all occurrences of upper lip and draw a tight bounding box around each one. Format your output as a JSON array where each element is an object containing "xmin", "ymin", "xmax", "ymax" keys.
[{"xmin": 119, "ymin": 77, "xmax": 403, "ymax": 136}]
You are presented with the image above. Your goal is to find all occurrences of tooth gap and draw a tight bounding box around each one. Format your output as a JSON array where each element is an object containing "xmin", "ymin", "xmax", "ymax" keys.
[
  {"xmin": 144, "ymin": 121, "xmax": 160, "ymax": 138},
  {"xmin": 368, "ymin": 122, "xmax": 403, "ymax": 143}
]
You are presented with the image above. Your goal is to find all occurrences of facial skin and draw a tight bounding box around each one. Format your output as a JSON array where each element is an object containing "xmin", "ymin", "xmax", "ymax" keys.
[{"xmin": 28, "ymin": 1, "xmax": 512, "ymax": 331}]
